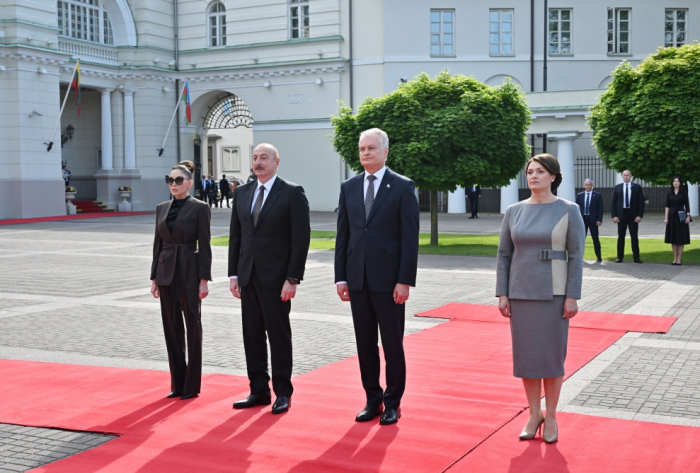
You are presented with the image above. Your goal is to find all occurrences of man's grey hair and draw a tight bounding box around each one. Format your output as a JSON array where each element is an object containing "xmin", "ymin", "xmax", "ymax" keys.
[
  {"xmin": 584, "ymin": 178, "xmax": 594, "ymax": 184},
  {"xmin": 254, "ymin": 143, "xmax": 279, "ymax": 159},
  {"xmin": 359, "ymin": 128, "xmax": 389, "ymax": 149}
]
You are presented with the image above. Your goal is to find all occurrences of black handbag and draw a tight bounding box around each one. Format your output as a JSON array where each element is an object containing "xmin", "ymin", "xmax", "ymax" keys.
[{"xmin": 678, "ymin": 210, "xmax": 687, "ymax": 222}]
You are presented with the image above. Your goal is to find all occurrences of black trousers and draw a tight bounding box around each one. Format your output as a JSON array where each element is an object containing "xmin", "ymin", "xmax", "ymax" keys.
[
  {"xmin": 349, "ymin": 274, "xmax": 406, "ymax": 410},
  {"xmin": 207, "ymin": 194, "xmax": 217, "ymax": 207},
  {"xmin": 159, "ymin": 285, "xmax": 202, "ymax": 396},
  {"xmin": 220, "ymin": 193, "xmax": 230, "ymax": 208},
  {"xmin": 468, "ymin": 196, "xmax": 479, "ymax": 217},
  {"xmin": 584, "ymin": 215, "xmax": 602, "ymax": 259},
  {"xmin": 617, "ymin": 209, "xmax": 640, "ymax": 260},
  {"xmin": 240, "ymin": 267, "xmax": 293, "ymax": 397}
]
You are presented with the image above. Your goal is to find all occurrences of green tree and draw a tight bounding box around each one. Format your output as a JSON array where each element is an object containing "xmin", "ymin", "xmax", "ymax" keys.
[
  {"xmin": 589, "ymin": 43, "xmax": 700, "ymax": 184},
  {"xmin": 331, "ymin": 71, "xmax": 531, "ymax": 244}
]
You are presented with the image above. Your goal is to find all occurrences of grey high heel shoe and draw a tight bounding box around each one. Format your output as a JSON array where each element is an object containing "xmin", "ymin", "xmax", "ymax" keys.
[
  {"xmin": 543, "ymin": 418, "xmax": 559, "ymax": 444},
  {"xmin": 519, "ymin": 412, "xmax": 545, "ymax": 440}
]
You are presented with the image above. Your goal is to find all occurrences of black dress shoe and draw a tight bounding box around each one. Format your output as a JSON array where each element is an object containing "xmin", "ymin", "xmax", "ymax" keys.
[
  {"xmin": 355, "ymin": 404, "xmax": 383, "ymax": 422},
  {"xmin": 233, "ymin": 393, "xmax": 272, "ymax": 409},
  {"xmin": 475, "ymin": 215, "xmax": 479, "ymax": 218},
  {"xmin": 468, "ymin": 216, "xmax": 475, "ymax": 219},
  {"xmin": 615, "ymin": 258, "xmax": 624, "ymax": 263},
  {"xmin": 167, "ymin": 391, "xmax": 181, "ymax": 399},
  {"xmin": 379, "ymin": 408, "xmax": 401, "ymax": 425},
  {"xmin": 180, "ymin": 393, "xmax": 198, "ymax": 400},
  {"xmin": 272, "ymin": 396, "xmax": 291, "ymax": 414},
  {"xmin": 597, "ymin": 258, "xmax": 603, "ymax": 263},
  {"xmin": 634, "ymin": 258, "xmax": 643, "ymax": 264}
]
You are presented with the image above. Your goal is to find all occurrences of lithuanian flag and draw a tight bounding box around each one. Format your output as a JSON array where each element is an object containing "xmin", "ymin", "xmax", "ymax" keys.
[
  {"xmin": 181, "ymin": 80, "xmax": 191, "ymax": 124},
  {"xmin": 71, "ymin": 60, "xmax": 81, "ymax": 116}
]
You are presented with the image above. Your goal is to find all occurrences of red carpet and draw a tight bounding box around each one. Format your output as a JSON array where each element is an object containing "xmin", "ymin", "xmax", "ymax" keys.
[
  {"xmin": 0, "ymin": 212, "xmax": 154, "ymax": 226},
  {"xmin": 447, "ymin": 411, "xmax": 700, "ymax": 472},
  {"xmin": 417, "ymin": 303, "xmax": 676, "ymax": 333},
  {"xmin": 0, "ymin": 320, "xmax": 624, "ymax": 472}
]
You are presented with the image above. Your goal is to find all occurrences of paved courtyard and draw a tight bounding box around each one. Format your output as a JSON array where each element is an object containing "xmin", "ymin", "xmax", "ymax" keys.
[{"xmin": 1, "ymin": 210, "xmax": 699, "ymax": 471}]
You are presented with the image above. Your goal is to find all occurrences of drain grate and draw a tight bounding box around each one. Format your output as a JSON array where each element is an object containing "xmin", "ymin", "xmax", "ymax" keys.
[{"xmin": 0, "ymin": 423, "xmax": 116, "ymax": 472}]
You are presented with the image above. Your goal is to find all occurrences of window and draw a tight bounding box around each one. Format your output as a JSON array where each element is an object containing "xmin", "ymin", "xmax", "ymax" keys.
[
  {"xmin": 208, "ymin": 2, "xmax": 226, "ymax": 48},
  {"xmin": 549, "ymin": 9, "xmax": 572, "ymax": 54},
  {"xmin": 222, "ymin": 148, "xmax": 240, "ymax": 172},
  {"xmin": 607, "ymin": 8, "xmax": 631, "ymax": 54},
  {"xmin": 290, "ymin": 0, "xmax": 309, "ymax": 39},
  {"xmin": 57, "ymin": 0, "xmax": 114, "ymax": 45},
  {"xmin": 490, "ymin": 10, "xmax": 514, "ymax": 55},
  {"xmin": 665, "ymin": 9, "xmax": 687, "ymax": 48},
  {"xmin": 430, "ymin": 10, "xmax": 455, "ymax": 56}
]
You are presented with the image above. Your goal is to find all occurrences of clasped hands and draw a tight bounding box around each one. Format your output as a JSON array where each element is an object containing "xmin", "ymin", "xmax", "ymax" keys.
[
  {"xmin": 336, "ymin": 283, "xmax": 410, "ymax": 305},
  {"xmin": 229, "ymin": 278, "xmax": 297, "ymax": 302},
  {"xmin": 498, "ymin": 295, "xmax": 578, "ymax": 319}
]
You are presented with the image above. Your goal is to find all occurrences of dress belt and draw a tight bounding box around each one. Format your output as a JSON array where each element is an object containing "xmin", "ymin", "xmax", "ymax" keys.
[
  {"xmin": 162, "ymin": 242, "xmax": 197, "ymax": 252},
  {"xmin": 539, "ymin": 249, "xmax": 567, "ymax": 261}
]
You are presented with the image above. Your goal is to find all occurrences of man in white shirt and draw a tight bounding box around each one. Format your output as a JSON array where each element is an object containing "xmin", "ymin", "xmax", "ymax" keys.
[
  {"xmin": 611, "ymin": 170, "xmax": 645, "ymax": 263},
  {"xmin": 576, "ymin": 179, "xmax": 604, "ymax": 262}
]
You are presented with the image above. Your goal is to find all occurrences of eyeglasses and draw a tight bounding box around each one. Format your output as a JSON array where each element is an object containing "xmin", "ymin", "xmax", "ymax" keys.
[{"xmin": 165, "ymin": 175, "xmax": 186, "ymax": 186}]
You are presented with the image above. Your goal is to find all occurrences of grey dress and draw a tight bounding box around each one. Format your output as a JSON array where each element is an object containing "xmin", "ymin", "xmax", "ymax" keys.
[{"xmin": 496, "ymin": 198, "xmax": 585, "ymax": 379}]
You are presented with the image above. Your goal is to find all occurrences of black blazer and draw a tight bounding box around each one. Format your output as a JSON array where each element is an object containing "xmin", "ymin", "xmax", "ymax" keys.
[
  {"xmin": 466, "ymin": 184, "xmax": 481, "ymax": 198},
  {"xmin": 335, "ymin": 167, "xmax": 420, "ymax": 292},
  {"xmin": 220, "ymin": 178, "xmax": 230, "ymax": 195},
  {"xmin": 611, "ymin": 182, "xmax": 645, "ymax": 220},
  {"xmin": 576, "ymin": 190, "xmax": 604, "ymax": 224},
  {"xmin": 228, "ymin": 176, "xmax": 311, "ymax": 289},
  {"xmin": 151, "ymin": 198, "xmax": 212, "ymax": 313}
]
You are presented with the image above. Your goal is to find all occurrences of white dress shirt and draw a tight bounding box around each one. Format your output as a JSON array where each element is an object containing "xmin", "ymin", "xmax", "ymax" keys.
[
  {"xmin": 230, "ymin": 174, "xmax": 278, "ymax": 280},
  {"xmin": 336, "ymin": 167, "xmax": 387, "ymax": 285}
]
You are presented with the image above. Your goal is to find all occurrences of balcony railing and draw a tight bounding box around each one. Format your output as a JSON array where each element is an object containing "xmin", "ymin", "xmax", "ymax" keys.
[{"xmin": 58, "ymin": 38, "xmax": 119, "ymax": 66}]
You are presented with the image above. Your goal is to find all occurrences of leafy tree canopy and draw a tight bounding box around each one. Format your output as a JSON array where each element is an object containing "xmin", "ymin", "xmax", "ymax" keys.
[
  {"xmin": 331, "ymin": 71, "xmax": 531, "ymax": 192},
  {"xmin": 589, "ymin": 43, "xmax": 700, "ymax": 185}
]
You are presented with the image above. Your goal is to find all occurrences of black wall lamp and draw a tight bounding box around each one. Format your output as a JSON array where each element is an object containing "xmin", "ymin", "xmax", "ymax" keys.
[{"xmin": 61, "ymin": 124, "xmax": 75, "ymax": 147}]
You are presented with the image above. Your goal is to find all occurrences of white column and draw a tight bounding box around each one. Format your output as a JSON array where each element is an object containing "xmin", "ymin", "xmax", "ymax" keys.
[
  {"xmin": 688, "ymin": 183, "xmax": 699, "ymax": 217},
  {"xmin": 548, "ymin": 132, "xmax": 580, "ymax": 203},
  {"xmin": 123, "ymin": 89, "xmax": 136, "ymax": 169},
  {"xmin": 100, "ymin": 89, "xmax": 114, "ymax": 170},
  {"xmin": 447, "ymin": 187, "xmax": 466, "ymax": 213},
  {"xmin": 500, "ymin": 178, "xmax": 519, "ymax": 213}
]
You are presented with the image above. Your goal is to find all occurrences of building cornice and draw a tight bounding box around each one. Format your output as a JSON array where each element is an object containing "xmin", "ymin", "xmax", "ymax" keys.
[{"xmin": 179, "ymin": 35, "xmax": 345, "ymax": 56}]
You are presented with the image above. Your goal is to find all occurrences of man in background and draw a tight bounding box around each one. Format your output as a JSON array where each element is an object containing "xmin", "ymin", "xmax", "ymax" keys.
[
  {"xmin": 576, "ymin": 179, "xmax": 604, "ymax": 262},
  {"xmin": 611, "ymin": 170, "xmax": 644, "ymax": 263},
  {"xmin": 220, "ymin": 174, "xmax": 231, "ymax": 208},
  {"xmin": 466, "ymin": 184, "xmax": 481, "ymax": 219}
]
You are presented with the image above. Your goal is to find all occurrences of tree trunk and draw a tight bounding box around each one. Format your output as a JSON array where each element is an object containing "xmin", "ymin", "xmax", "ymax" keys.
[{"xmin": 430, "ymin": 189, "xmax": 438, "ymax": 245}]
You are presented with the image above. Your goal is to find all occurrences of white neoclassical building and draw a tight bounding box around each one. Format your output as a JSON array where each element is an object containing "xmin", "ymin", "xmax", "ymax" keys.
[{"xmin": 1, "ymin": 0, "xmax": 698, "ymax": 219}]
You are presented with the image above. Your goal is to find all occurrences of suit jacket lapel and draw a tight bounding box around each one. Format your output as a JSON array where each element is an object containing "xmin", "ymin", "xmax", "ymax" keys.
[
  {"xmin": 160, "ymin": 199, "xmax": 174, "ymax": 238},
  {"xmin": 245, "ymin": 183, "xmax": 256, "ymax": 227},
  {"xmin": 255, "ymin": 177, "xmax": 283, "ymax": 228},
  {"xmin": 366, "ymin": 168, "xmax": 395, "ymax": 224}
]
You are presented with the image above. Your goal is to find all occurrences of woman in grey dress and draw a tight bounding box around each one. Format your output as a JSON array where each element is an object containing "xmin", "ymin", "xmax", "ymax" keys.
[{"xmin": 496, "ymin": 154, "xmax": 585, "ymax": 444}]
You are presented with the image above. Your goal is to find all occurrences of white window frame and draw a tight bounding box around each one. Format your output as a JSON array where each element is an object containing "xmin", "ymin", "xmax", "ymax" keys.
[
  {"xmin": 489, "ymin": 9, "xmax": 514, "ymax": 56},
  {"xmin": 548, "ymin": 9, "xmax": 572, "ymax": 55},
  {"xmin": 430, "ymin": 9, "xmax": 455, "ymax": 57},
  {"xmin": 57, "ymin": 0, "xmax": 114, "ymax": 45},
  {"xmin": 221, "ymin": 147, "xmax": 240, "ymax": 172},
  {"xmin": 665, "ymin": 9, "xmax": 688, "ymax": 48},
  {"xmin": 289, "ymin": 0, "xmax": 310, "ymax": 39},
  {"xmin": 607, "ymin": 8, "xmax": 631, "ymax": 55},
  {"xmin": 208, "ymin": 2, "xmax": 226, "ymax": 48}
]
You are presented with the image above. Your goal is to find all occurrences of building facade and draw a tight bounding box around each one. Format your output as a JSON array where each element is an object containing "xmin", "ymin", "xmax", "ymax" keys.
[{"xmin": 1, "ymin": 0, "xmax": 697, "ymax": 219}]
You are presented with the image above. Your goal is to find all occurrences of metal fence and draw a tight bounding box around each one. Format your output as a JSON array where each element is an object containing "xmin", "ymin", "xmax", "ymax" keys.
[{"xmin": 417, "ymin": 189, "xmax": 448, "ymax": 212}]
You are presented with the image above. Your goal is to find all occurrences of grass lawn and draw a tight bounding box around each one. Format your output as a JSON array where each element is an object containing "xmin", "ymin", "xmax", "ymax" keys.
[{"xmin": 211, "ymin": 231, "xmax": 700, "ymax": 264}]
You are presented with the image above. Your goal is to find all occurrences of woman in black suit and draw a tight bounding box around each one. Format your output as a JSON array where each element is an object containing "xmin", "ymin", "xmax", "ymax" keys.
[
  {"xmin": 664, "ymin": 176, "xmax": 691, "ymax": 265},
  {"xmin": 150, "ymin": 161, "xmax": 212, "ymax": 400}
]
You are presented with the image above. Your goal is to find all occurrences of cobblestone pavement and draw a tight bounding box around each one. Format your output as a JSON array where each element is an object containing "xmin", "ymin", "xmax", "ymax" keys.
[
  {"xmin": 0, "ymin": 423, "xmax": 114, "ymax": 472},
  {"xmin": 0, "ymin": 213, "xmax": 699, "ymax": 468}
]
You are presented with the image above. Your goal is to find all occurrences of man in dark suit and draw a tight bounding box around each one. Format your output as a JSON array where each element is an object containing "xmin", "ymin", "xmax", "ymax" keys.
[
  {"xmin": 197, "ymin": 177, "xmax": 208, "ymax": 201},
  {"xmin": 465, "ymin": 184, "xmax": 481, "ymax": 219},
  {"xmin": 228, "ymin": 143, "xmax": 310, "ymax": 414},
  {"xmin": 206, "ymin": 176, "xmax": 218, "ymax": 208},
  {"xmin": 576, "ymin": 179, "xmax": 604, "ymax": 262},
  {"xmin": 220, "ymin": 174, "xmax": 231, "ymax": 208},
  {"xmin": 335, "ymin": 128, "xmax": 420, "ymax": 425},
  {"xmin": 611, "ymin": 170, "xmax": 644, "ymax": 263}
]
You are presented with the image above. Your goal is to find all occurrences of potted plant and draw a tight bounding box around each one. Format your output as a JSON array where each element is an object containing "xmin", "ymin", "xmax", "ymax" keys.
[
  {"xmin": 65, "ymin": 186, "xmax": 77, "ymax": 203},
  {"xmin": 118, "ymin": 186, "xmax": 132, "ymax": 212}
]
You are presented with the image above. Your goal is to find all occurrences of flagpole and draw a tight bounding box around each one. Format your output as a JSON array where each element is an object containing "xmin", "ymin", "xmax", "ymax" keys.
[
  {"xmin": 46, "ymin": 58, "xmax": 80, "ymax": 152},
  {"xmin": 157, "ymin": 77, "xmax": 189, "ymax": 157}
]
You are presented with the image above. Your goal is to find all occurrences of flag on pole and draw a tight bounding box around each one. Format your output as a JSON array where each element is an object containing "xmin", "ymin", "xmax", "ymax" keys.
[
  {"xmin": 181, "ymin": 80, "xmax": 191, "ymax": 124},
  {"xmin": 71, "ymin": 60, "xmax": 82, "ymax": 116}
]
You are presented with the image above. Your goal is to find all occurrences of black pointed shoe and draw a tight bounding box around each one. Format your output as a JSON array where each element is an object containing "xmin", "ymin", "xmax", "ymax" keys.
[
  {"xmin": 233, "ymin": 393, "xmax": 272, "ymax": 409},
  {"xmin": 180, "ymin": 393, "xmax": 199, "ymax": 400},
  {"xmin": 166, "ymin": 391, "xmax": 181, "ymax": 399},
  {"xmin": 379, "ymin": 408, "xmax": 401, "ymax": 425},
  {"xmin": 355, "ymin": 404, "xmax": 383, "ymax": 422},
  {"xmin": 272, "ymin": 396, "xmax": 291, "ymax": 414}
]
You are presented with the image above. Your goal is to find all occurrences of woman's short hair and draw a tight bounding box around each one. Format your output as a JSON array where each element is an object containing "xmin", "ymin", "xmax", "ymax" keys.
[
  {"xmin": 359, "ymin": 128, "xmax": 389, "ymax": 149},
  {"xmin": 525, "ymin": 154, "xmax": 562, "ymax": 191},
  {"xmin": 669, "ymin": 175, "xmax": 684, "ymax": 194},
  {"xmin": 171, "ymin": 160, "xmax": 194, "ymax": 179}
]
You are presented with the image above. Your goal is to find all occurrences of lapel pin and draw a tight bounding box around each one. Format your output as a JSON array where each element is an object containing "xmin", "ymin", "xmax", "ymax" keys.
[{"xmin": 387, "ymin": 184, "xmax": 391, "ymax": 188}]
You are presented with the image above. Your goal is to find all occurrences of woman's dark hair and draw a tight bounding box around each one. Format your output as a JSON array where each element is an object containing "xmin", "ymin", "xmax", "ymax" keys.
[
  {"xmin": 668, "ymin": 175, "xmax": 684, "ymax": 195},
  {"xmin": 171, "ymin": 160, "xmax": 194, "ymax": 179},
  {"xmin": 525, "ymin": 154, "xmax": 562, "ymax": 191}
]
